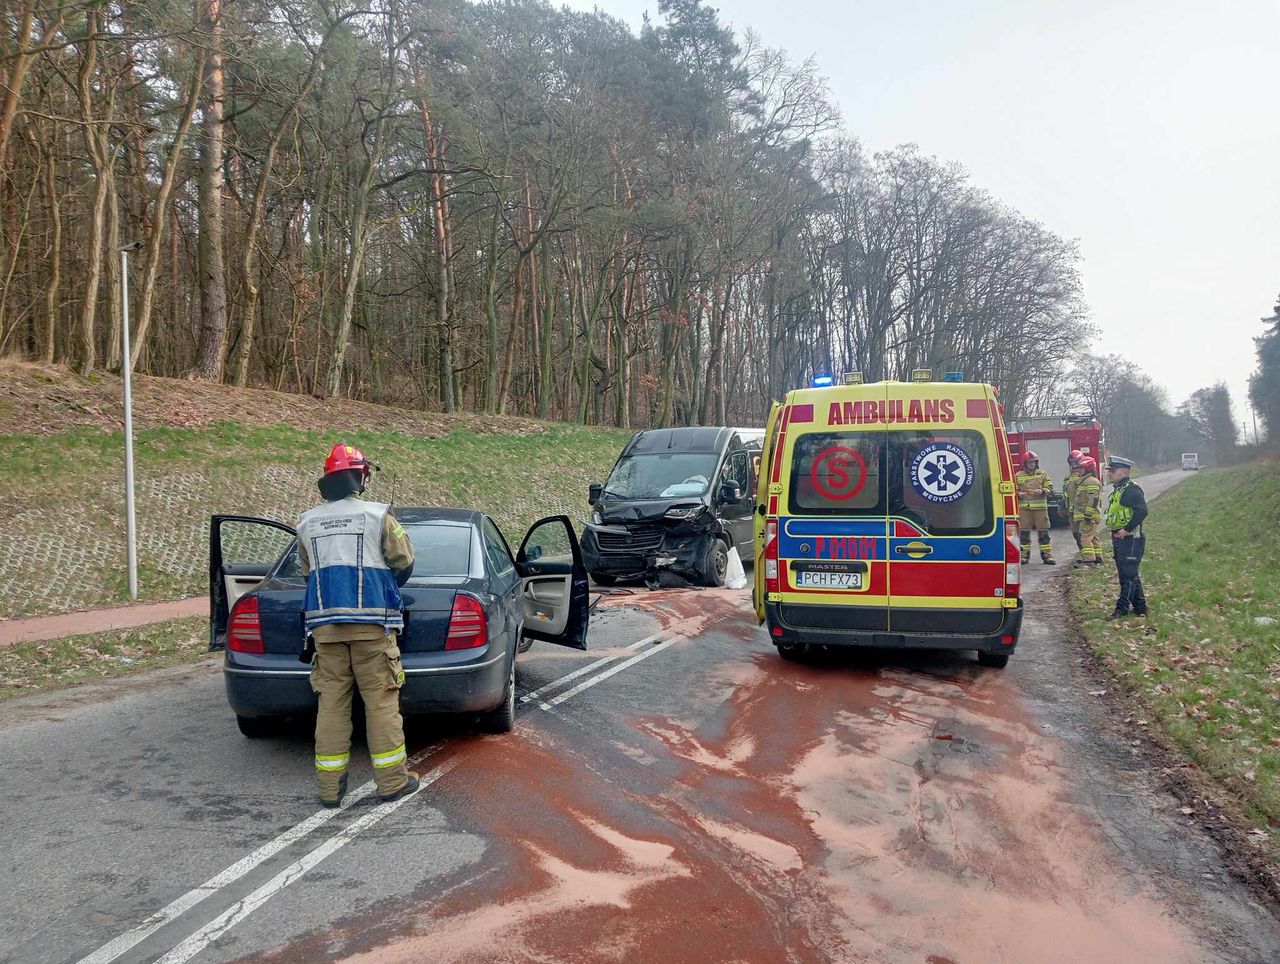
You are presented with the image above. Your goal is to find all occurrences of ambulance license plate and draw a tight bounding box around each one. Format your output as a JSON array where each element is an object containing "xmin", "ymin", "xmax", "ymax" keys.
[{"xmin": 796, "ymin": 570, "xmax": 862, "ymax": 590}]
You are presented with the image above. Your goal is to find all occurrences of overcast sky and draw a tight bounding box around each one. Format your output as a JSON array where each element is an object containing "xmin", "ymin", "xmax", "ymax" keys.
[{"xmin": 562, "ymin": 0, "xmax": 1279, "ymax": 433}]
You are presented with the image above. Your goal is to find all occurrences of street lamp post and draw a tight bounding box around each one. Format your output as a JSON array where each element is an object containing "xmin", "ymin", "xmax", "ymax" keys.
[{"xmin": 119, "ymin": 240, "xmax": 143, "ymax": 601}]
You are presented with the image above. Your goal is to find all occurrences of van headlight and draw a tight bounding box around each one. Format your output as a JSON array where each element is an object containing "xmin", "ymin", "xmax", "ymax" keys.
[{"xmin": 665, "ymin": 506, "xmax": 702, "ymax": 520}]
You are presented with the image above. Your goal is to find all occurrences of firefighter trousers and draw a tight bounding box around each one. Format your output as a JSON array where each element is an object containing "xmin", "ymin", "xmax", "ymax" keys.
[
  {"xmin": 1077, "ymin": 519, "xmax": 1102, "ymax": 562},
  {"xmin": 1111, "ymin": 535, "xmax": 1147, "ymax": 615},
  {"xmin": 1018, "ymin": 507, "xmax": 1052, "ymax": 561},
  {"xmin": 312, "ymin": 633, "xmax": 410, "ymax": 799}
]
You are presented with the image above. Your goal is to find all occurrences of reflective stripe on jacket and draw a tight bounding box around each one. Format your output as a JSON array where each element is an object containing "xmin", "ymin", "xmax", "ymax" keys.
[
  {"xmin": 1015, "ymin": 469, "xmax": 1054, "ymax": 509},
  {"xmin": 1073, "ymin": 475, "xmax": 1101, "ymax": 522},
  {"xmin": 298, "ymin": 498, "xmax": 405, "ymax": 634}
]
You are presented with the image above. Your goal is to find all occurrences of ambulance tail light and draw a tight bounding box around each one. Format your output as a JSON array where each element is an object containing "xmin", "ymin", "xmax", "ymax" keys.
[
  {"xmin": 445, "ymin": 592, "xmax": 488, "ymax": 650},
  {"xmin": 228, "ymin": 595, "xmax": 265, "ymax": 654},
  {"xmin": 764, "ymin": 519, "xmax": 779, "ymax": 595},
  {"xmin": 1004, "ymin": 520, "xmax": 1021, "ymax": 598}
]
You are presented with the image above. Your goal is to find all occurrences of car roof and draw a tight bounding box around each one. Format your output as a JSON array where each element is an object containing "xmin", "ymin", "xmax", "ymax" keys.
[
  {"xmin": 625, "ymin": 426, "xmax": 734, "ymax": 455},
  {"xmin": 390, "ymin": 506, "xmax": 484, "ymax": 526}
]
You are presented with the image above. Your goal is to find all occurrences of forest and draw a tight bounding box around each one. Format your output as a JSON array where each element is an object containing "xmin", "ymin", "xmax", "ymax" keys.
[{"xmin": 3, "ymin": 0, "xmax": 1091, "ymax": 426}]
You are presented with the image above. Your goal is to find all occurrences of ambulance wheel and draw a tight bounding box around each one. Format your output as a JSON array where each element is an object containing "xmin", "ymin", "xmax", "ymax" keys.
[
  {"xmin": 591, "ymin": 572, "xmax": 617, "ymax": 587},
  {"xmin": 236, "ymin": 714, "xmax": 281, "ymax": 738},
  {"xmin": 701, "ymin": 539, "xmax": 729, "ymax": 587},
  {"xmin": 977, "ymin": 652, "xmax": 1010, "ymax": 669},
  {"xmin": 776, "ymin": 643, "xmax": 808, "ymax": 662}
]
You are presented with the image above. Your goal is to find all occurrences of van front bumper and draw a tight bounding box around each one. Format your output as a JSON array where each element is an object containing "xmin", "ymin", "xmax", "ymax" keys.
[{"xmin": 764, "ymin": 600, "xmax": 1023, "ymax": 653}]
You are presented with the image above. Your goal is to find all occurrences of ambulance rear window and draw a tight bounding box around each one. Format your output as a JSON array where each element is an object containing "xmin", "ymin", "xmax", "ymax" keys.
[
  {"xmin": 892, "ymin": 430, "xmax": 993, "ymax": 536},
  {"xmin": 788, "ymin": 433, "xmax": 885, "ymax": 515}
]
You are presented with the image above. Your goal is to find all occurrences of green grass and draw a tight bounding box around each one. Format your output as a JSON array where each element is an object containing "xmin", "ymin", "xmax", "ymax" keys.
[
  {"xmin": 1070, "ymin": 463, "xmax": 1280, "ymax": 834},
  {"xmin": 0, "ymin": 616, "xmax": 209, "ymax": 702},
  {"xmin": 0, "ymin": 420, "xmax": 630, "ymax": 616}
]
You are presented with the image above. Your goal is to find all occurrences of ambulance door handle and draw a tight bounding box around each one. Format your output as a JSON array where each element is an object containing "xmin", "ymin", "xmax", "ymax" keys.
[{"xmin": 895, "ymin": 545, "xmax": 934, "ymax": 556}]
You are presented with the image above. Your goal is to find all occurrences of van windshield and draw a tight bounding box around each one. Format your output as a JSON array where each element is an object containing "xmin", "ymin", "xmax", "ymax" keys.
[
  {"xmin": 788, "ymin": 430, "xmax": 993, "ymax": 535},
  {"xmin": 604, "ymin": 453, "xmax": 720, "ymax": 500}
]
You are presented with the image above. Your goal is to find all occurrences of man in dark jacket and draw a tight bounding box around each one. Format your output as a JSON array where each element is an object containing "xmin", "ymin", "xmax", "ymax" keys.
[{"xmin": 1104, "ymin": 457, "xmax": 1149, "ymax": 620}]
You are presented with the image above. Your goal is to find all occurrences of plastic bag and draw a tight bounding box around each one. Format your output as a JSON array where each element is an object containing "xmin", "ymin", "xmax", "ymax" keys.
[{"xmin": 724, "ymin": 547, "xmax": 748, "ymax": 589}]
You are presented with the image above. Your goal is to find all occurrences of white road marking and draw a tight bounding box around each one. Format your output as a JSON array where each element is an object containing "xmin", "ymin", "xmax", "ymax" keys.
[
  {"xmin": 79, "ymin": 616, "xmax": 698, "ymax": 964},
  {"xmin": 154, "ymin": 758, "xmax": 460, "ymax": 964}
]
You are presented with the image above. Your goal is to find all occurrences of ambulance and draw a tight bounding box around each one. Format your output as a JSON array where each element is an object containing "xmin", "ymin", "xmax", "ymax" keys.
[{"xmin": 753, "ymin": 372, "xmax": 1024, "ymax": 667}]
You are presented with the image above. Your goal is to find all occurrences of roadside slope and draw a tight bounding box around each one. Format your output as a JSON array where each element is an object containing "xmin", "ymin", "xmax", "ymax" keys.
[{"xmin": 0, "ymin": 362, "xmax": 629, "ymax": 617}]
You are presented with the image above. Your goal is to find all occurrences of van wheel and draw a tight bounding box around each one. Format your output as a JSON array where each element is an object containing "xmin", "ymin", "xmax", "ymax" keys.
[
  {"xmin": 777, "ymin": 643, "xmax": 808, "ymax": 662},
  {"xmin": 591, "ymin": 572, "xmax": 617, "ymax": 587},
  {"xmin": 977, "ymin": 652, "xmax": 1010, "ymax": 669},
  {"xmin": 701, "ymin": 539, "xmax": 729, "ymax": 587},
  {"xmin": 479, "ymin": 659, "xmax": 516, "ymax": 734}
]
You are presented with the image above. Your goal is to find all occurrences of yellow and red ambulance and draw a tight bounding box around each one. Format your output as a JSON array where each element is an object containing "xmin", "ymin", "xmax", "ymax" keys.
[{"xmin": 753, "ymin": 373, "xmax": 1023, "ymax": 667}]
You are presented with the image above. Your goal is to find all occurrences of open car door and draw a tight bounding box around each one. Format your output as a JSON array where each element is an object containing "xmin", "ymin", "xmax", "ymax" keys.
[
  {"xmin": 516, "ymin": 515, "xmax": 590, "ymax": 651},
  {"xmin": 210, "ymin": 515, "xmax": 296, "ymax": 651}
]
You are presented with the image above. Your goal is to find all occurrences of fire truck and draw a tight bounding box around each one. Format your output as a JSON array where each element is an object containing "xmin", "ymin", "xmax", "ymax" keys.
[{"xmin": 1006, "ymin": 414, "xmax": 1106, "ymax": 527}]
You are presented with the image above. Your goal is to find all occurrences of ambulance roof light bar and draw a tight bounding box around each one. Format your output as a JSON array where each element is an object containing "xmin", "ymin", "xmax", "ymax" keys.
[
  {"xmin": 910, "ymin": 368, "xmax": 932, "ymax": 382},
  {"xmin": 811, "ymin": 374, "xmax": 834, "ymax": 388},
  {"xmin": 943, "ymin": 371, "xmax": 965, "ymax": 382},
  {"xmin": 841, "ymin": 371, "xmax": 864, "ymax": 385}
]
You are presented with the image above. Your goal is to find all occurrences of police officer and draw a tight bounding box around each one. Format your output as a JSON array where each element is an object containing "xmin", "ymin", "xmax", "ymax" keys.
[
  {"xmin": 298, "ymin": 443, "xmax": 418, "ymax": 807},
  {"xmin": 1063, "ymin": 449, "xmax": 1084, "ymax": 549},
  {"xmin": 1104, "ymin": 456, "xmax": 1149, "ymax": 620},
  {"xmin": 1015, "ymin": 452, "xmax": 1056, "ymax": 564},
  {"xmin": 1072, "ymin": 456, "xmax": 1103, "ymax": 566}
]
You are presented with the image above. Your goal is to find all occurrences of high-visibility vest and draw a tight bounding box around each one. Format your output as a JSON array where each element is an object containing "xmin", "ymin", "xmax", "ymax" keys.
[
  {"xmin": 1105, "ymin": 480, "xmax": 1136, "ymax": 530},
  {"xmin": 297, "ymin": 497, "xmax": 404, "ymax": 635}
]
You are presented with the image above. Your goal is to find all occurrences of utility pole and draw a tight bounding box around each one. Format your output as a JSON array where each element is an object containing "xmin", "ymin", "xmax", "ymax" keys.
[{"xmin": 119, "ymin": 240, "xmax": 143, "ymax": 600}]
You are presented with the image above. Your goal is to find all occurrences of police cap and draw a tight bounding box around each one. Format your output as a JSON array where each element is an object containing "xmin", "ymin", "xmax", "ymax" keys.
[{"xmin": 1106, "ymin": 456, "xmax": 1134, "ymax": 470}]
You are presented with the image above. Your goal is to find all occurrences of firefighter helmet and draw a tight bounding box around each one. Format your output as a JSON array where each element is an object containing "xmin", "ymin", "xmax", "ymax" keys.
[
  {"xmin": 319, "ymin": 443, "xmax": 374, "ymax": 500},
  {"xmin": 1022, "ymin": 450, "xmax": 1040, "ymax": 467},
  {"xmin": 1077, "ymin": 456, "xmax": 1097, "ymax": 473},
  {"xmin": 1068, "ymin": 448, "xmax": 1083, "ymax": 465}
]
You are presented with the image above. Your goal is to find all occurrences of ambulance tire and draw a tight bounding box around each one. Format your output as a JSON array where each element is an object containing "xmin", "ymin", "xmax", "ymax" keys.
[
  {"xmin": 591, "ymin": 572, "xmax": 618, "ymax": 587},
  {"xmin": 701, "ymin": 539, "xmax": 729, "ymax": 587},
  {"xmin": 776, "ymin": 643, "xmax": 808, "ymax": 662},
  {"xmin": 977, "ymin": 652, "xmax": 1010, "ymax": 669},
  {"xmin": 236, "ymin": 714, "xmax": 282, "ymax": 738}
]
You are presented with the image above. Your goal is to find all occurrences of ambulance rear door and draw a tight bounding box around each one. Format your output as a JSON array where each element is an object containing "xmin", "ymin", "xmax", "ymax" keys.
[
  {"xmin": 886, "ymin": 385, "xmax": 1006, "ymax": 635},
  {"xmin": 754, "ymin": 401, "xmax": 782, "ymax": 623},
  {"xmin": 778, "ymin": 384, "xmax": 891, "ymax": 632}
]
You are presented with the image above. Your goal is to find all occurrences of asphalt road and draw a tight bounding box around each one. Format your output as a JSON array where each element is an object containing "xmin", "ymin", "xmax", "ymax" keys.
[{"xmin": 4, "ymin": 469, "xmax": 1279, "ymax": 963}]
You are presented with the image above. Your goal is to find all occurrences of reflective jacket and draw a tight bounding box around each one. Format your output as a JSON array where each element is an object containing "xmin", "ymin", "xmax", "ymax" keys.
[
  {"xmin": 1072, "ymin": 474, "xmax": 1101, "ymax": 522},
  {"xmin": 1106, "ymin": 478, "xmax": 1148, "ymax": 532},
  {"xmin": 297, "ymin": 498, "xmax": 406, "ymax": 635},
  {"xmin": 1015, "ymin": 469, "xmax": 1054, "ymax": 510}
]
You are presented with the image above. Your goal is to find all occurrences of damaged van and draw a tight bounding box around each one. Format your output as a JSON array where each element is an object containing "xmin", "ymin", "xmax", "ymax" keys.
[{"xmin": 582, "ymin": 427, "xmax": 756, "ymax": 587}]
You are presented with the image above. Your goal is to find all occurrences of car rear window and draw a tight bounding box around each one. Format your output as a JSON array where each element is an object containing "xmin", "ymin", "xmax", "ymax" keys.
[
  {"xmin": 788, "ymin": 432, "xmax": 885, "ymax": 515},
  {"xmin": 273, "ymin": 520, "xmax": 472, "ymax": 581}
]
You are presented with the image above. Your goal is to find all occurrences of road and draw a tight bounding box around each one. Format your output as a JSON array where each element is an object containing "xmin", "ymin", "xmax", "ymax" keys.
[{"xmin": 3, "ymin": 469, "xmax": 1278, "ymax": 963}]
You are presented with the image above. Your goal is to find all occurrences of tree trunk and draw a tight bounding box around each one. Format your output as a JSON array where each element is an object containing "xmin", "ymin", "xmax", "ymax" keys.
[{"xmin": 194, "ymin": 0, "xmax": 227, "ymax": 380}]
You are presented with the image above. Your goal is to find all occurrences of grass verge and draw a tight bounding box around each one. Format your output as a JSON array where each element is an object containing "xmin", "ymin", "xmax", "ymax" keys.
[
  {"xmin": 1070, "ymin": 463, "xmax": 1280, "ymax": 838},
  {"xmin": 0, "ymin": 616, "xmax": 208, "ymax": 702}
]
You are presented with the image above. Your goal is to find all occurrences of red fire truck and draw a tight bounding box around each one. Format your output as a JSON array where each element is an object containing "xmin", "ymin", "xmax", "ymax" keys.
[{"xmin": 1006, "ymin": 414, "xmax": 1106, "ymax": 527}]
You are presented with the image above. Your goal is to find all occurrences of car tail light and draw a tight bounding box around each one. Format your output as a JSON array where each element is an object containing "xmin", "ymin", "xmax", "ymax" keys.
[
  {"xmin": 764, "ymin": 519, "xmax": 779, "ymax": 595},
  {"xmin": 228, "ymin": 595, "xmax": 264, "ymax": 654},
  {"xmin": 445, "ymin": 592, "xmax": 488, "ymax": 650},
  {"xmin": 1004, "ymin": 519, "xmax": 1021, "ymax": 599}
]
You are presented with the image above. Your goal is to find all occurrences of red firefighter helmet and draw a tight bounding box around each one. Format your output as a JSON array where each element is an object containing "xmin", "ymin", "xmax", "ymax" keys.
[
  {"xmin": 1022, "ymin": 450, "xmax": 1040, "ymax": 467},
  {"xmin": 1068, "ymin": 449, "xmax": 1083, "ymax": 464},
  {"xmin": 1077, "ymin": 456, "xmax": 1097, "ymax": 473},
  {"xmin": 323, "ymin": 443, "xmax": 373, "ymax": 484}
]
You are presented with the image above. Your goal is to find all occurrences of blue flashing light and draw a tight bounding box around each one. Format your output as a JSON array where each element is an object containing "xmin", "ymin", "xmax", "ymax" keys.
[
  {"xmin": 811, "ymin": 374, "xmax": 834, "ymax": 388},
  {"xmin": 943, "ymin": 371, "xmax": 965, "ymax": 382}
]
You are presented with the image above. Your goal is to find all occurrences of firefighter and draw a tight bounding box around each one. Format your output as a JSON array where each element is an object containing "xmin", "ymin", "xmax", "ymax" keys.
[
  {"xmin": 1104, "ymin": 456, "xmax": 1149, "ymax": 620},
  {"xmin": 1072, "ymin": 456, "xmax": 1103, "ymax": 566},
  {"xmin": 1015, "ymin": 452, "xmax": 1055, "ymax": 564},
  {"xmin": 297, "ymin": 443, "xmax": 419, "ymax": 807},
  {"xmin": 1063, "ymin": 449, "xmax": 1084, "ymax": 549}
]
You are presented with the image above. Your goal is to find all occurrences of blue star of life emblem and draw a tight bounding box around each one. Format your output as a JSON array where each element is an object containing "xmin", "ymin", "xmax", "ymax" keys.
[{"xmin": 910, "ymin": 443, "xmax": 975, "ymax": 504}]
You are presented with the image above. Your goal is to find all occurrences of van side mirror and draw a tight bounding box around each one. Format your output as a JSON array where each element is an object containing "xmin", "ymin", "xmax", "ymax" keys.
[
  {"xmin": 719, "ymin": 481, "xmax": 743, "ymax": 504},
  {"xmin": 588, "ymin": 482, "xmax": 603, "ymax": 505}
]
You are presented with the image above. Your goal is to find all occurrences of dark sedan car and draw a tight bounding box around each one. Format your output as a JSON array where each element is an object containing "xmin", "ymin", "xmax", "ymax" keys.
[{"xmin": 209, "ymin": 509, "xmax": 590, "ymax": 737}]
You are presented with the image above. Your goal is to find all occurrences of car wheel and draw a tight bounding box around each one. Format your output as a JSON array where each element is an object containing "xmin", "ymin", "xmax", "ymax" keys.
[
  {"xmin": 236, "ymin": 714, "xmax": 280, "ymax": 738},
  {"xmin": 591, "ymin": 572, "xmax": 617, "ymax": 587},
  {"xmin": 977, "ymin": 652, "xmax": 1010, "ymax": 669},
  {"xmin": 479, "ymin": 659, "xmax": 516, "ymax": 734},
  {"xmin": 776, "ymin": 643, "xmax": 808, "ymax": 662},
  {"xmin": 702, "ymin": 539, "xmax": 729, "ymax": 587}
]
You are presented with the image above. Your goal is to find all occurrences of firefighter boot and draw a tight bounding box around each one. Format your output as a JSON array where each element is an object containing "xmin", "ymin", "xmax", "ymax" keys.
[
  {"xmin": 1019, "ymin": 530, "xmax": 1031, "ymax": 565},
  {"xmin": 1040, "ymin": 531, "xmax": 1056, "ymax": 564}
]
